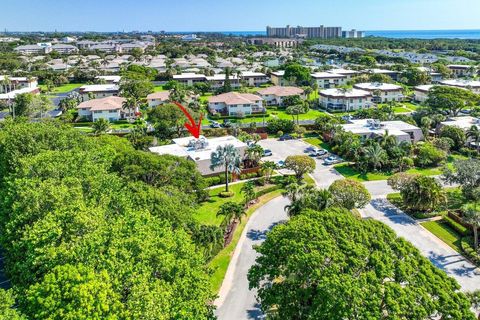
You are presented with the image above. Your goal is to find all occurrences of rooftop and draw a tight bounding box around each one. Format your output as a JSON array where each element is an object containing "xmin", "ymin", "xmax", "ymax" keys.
[
  {"xmin": 146, "ymin": 91, "xmax": 170, "ymax": 101},
  {"xmin": 354, "ymin": 82, "xmax": 403, "ymax": 91},
  {"xmin": 440, "ymin": 79, "xmax": 480, "ymax": 88},
  {"xmin": 320, "ymin": 88, "xmax": 371, "ymax": 98},
  {"xmin": 208, "ymin": 92, "xmax": 262, "ymax": 105},
  {"xmin": 257, "ymin": 86, "xmax": 304, "ymax": 97},
  {"xmin": 311, "ymin": 72, "xmax": 346, "ymax": 79},
  {"xmin": 441, "ymin": 116, "xmax": 480, "ymax": 130},
  {"xmin": 342, "ymin": 119, "xmax": 420, "ymax": 138},
  {"xmin": 77, "ymin": 96, "xmax": 126, "ymax": 111},
  {"xmin": 79, "ymin": 84, "xmax": 119, "ymax": 92}
]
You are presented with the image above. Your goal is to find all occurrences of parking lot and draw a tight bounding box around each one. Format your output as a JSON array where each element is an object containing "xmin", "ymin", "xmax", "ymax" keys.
[{"xmin": 258, "ymin": 138, "xmax": 344, "ymax": 188}]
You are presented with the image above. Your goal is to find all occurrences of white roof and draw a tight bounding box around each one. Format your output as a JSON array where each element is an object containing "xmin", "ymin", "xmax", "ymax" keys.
[
  {"xmin": 320, "ymin": 88, "xmax": 371, "ymax": 98},
  {"xmin": 369, "ymin": 68, "xmax": 398, "ymax": 74},
  {"xmin": 354, "ymin": 82, "xmax": 403, "ymax": 91},
  {"xmin": 0, "ymin": 86, "xmax": 38, "ymax": 100},
  {"xmin": 440, "ymin": 79, "xmax": 480, "ymax": 88},
  {"xmin": 206, "ymin": 74, "xmax": 239, "ymax": 81},
  {"xmin": 414, "ymin": 84, "xmax": 436, "ymax": 92},
  {"xmin": 0, "ymin": 75, "xmax": 35, "ymax": 82},
  {"xmin": 342, "ymin": 119, "xmax": 420, "ymax": 137},
  {"xmin": 441, "ymin": 116, "xmax": 480, "ymax": 130},
  {"xmin": 79, "ymin": 84, "xmax": 119, "ymax": 92},
  {"xmin": 311, "ymin": 72, "xmax": 346, "ymax": 79},
  {"xmin": 95, "ymin": 75, "xmax": 121, "ymax": 82},
  {"xmin": 271, "ymin": 70, "xmax": 285, "ymax": 76},
  {"xmin": 329, "ymin": 68, "xmax": 359, "ymax": 75},
  {"xmin": 241, "ymin": 71, "xmax": 267, "ymax": 77},
  {"xmin": 173, "ymin": 73, "xmax": 206, "ymax": 80},
  {"xmin": 150, "ymin": 135, "xmax": 247, "ymax": 162}
]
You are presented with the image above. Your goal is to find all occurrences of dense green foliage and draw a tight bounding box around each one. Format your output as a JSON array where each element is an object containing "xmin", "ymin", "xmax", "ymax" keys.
[
  {"xmin": 0, "ymin": 120, "xmax": 215, "ymax": 319},
  {"xmin": 248, "ymin": 208, "xmax": 475, "ymax": 319}
]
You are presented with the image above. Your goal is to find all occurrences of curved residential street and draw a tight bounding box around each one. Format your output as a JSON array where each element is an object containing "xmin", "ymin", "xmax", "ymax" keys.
[{"xmin": 215, "ymin": 139, "xmax": 480, "ymax": 320}]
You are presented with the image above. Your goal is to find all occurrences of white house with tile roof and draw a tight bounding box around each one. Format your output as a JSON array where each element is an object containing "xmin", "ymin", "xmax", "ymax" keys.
[
  {"xmin": 208, "ymin": 92, "xmax": 263, "ymax": 116},
  {"xmin": 257, "ymin": 86, "xmax": 305, "ymax": 106}
]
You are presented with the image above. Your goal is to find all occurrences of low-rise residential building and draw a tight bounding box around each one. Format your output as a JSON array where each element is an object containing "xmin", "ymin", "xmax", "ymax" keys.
[
  {"xmin": 319, "ymin": 88, "xmax": 372, "ymax": 112},
  {"xmin": 368, "ymin": 69, "xmax": 400, "ymax": 81},
  {"xmin": 257, "ymin": 86, "xmax": 305, "ymax": 106},
  {"xmin": 439, "ymin": 79, "xmax": 480, "ymax": 94},
  {"xmin": 0, "ymin": 86, "xmax": 40, "ymax": 104},
  {"xmin": 149, "ymin": 135, "xmax": 248, "ymax": 176},
  {"xmin": 146, "ymin": 91, "xmax": 171, "ymax": 107},
  {"xmin": 311, "ymin": 72, "xmax": 347, "ymax": 89},
  {"xmin": 76, "ymin": 96, "xmax": 132, "ymax": 122},
  {"xmin": 50, "ymin": 44, "xmax": 78, "ymax": 54},
  {"xmin": 172, "ymin": 73, "xmax": 207, "ymax": 86},
  {"xmin": 270, "ymin": 71, "xmax": 291, "ymax": 86},
  {"xmin": 95, "ymin": 75, "xmax": 121, "ymax": 84},
  {"xmin": 208, "ymin": 92, "xmax": 263, "ymax": 116},
  {"xmin": 447, "ymin": 64, "xmax": 476, "ymax": 77},
  {"xmin": 247, "ymin": 38, "xmax": 302, "ymax": 48},
  {"xmin": 0, "ymin": 76, "xmax": 38, "ymax": 93},
  {"xmin": 413, "ymin": 84, "xmax": 436, "ymax": 103},
  {"xmin": 329, "ymin": 68, "xmax": 360, "ymax": 80},
  {"xmin": 440, "ymin": 116, "xmax": 480, "ymax": 132},
  {"xmin": 240, "ymin": 71, "xmax": 269, "ymax": 87},
  {"xmin": 342, "ymin": 119, "xmax": 423, "ymax": 143},
  {"xmin": 206, "ymin": 74, "xmax": 240, "ymax": 90},
  {"xmin": 14, "ymin": 44, "xmax": 49, "ymax": 55},
  {"xmin": 353, "ymin": 82, "xmax": 404, "ymax": 103},
  {"xmin": 79, "ymin": 84, "xmax": 119, "ymax": 101}
]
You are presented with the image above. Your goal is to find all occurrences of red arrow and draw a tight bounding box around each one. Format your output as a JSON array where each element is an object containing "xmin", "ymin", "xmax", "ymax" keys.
[{"xmin": 173, "ymin": 101, "xmax": 203, "ymax": 138}]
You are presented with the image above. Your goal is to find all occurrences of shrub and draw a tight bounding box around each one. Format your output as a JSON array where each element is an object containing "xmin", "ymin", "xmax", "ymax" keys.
[
  {"xmin": 205, "ymin": 176, "xmax": 221, "ymax": 187},
  {"xmin": 255, "ymin": 185, "xmax": 281, "ymax": 197},
  {"xmin": 459, "ymin": 147, "xmax": 478, "ymax": 158},
  {"xmin": 255, "ymin": 177, "xmax": 266, "ymax": 186},
  {"xmin": 443, "ymin": 215, "xmax": 471, "ymax": 236},
  {"xmin": 440, "ymin": 125, "xmax": 466, "ymax": 151},
  {"xmin": 415, "ymin": 142, "xmax": 447, "ymax": 167},
  {"xmin": 460, "ymin": 237, "xmax": 480, "ymax": 265},
  {"xmin": 267, "ymin": 119, "xmax": 295, "ymax": 134},
  {"xmin": 219, "ymin": 191, "xmax": 234, "ymax": 198}
]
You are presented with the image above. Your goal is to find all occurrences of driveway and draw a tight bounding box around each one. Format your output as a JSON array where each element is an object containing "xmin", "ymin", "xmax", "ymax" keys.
[
  {"xmin": 215, "ymin": 196, "xmax": 289, "ymax": 320},
  {"xmin": 258, "ymin": 138, "xmax": 343, "ymax": 188},
  {"xmin": 360, "ymin": 199, "xmax": 480, "ymax": 292}
]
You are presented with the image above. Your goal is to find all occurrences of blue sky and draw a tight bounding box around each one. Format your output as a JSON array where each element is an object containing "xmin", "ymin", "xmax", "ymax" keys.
[{"xmin": 1, "ymin": 0, "xmax": 479, "ymax": 32}]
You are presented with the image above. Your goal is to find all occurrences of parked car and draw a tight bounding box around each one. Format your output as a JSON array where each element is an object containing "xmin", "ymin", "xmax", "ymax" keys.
[
  {"xmin": 263, "ymin": 149, "xmax": 273, "ymax": 157},
  {"xmin": 317, "ymin": 149, "xmax": 327, "ymax": 156},
  {"xmin": 323, "ymin": 156, "xmax": 343, "ymax": 165},
  {"xmin": 304, "ymin": 146, "xmax": 315, "ymax": 153},
  {"xmin": 210, "ymin": 121, "xmax": 221, "ymax": 128},
  {"xmin": 276, "ymin": 160, "xmax": 285, "ymax": 168},
  {"xmin": 279, "ymin": 134, "xmax": 293, "ymax": 141}
]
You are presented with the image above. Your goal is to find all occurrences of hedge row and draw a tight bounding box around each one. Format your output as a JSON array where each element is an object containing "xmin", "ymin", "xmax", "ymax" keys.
[
  {"xmin": 443, "ymin": 215, "xmax": 471, "ymax": 237},
  {"xmin": 460, "ymin": 237, "xmax": 480, "ymax": 266}
]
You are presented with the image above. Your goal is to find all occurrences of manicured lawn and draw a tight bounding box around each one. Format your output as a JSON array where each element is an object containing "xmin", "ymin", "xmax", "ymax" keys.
[
  {"xmin": 153, "ymin": 85, "xmax": 165, "ymax": 92},
  {"xmin": 39, "ymin": 83, "xmax": 84, "ymax": 94},
  {"xmin": 303, "ymin": 136, "xmax": 332, "ymax": 152},
  {"xmin": 421, "ymin": 220, "xmax": 463, "ymax": 253},
  {"xmin": 237, "ymin": 108, "xmax": 326, "ymax": 124},
  {"xmin": 208, "ymin": 189, "xmax": 283, "ymax": 292},
  {"xmin": 393, "ymin": 106, "xmax": 412, "ymax": 113}
]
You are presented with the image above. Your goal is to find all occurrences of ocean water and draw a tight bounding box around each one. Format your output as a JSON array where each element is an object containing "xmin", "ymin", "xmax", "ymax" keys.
[{"xmin": 173, "ymin": 30, "xmax": 480, "ymax": 39}]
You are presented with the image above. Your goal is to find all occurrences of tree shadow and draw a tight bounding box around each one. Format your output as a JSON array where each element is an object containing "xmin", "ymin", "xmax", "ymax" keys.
[
  {"xmin": 247, "ymin": 221, "xmax": 286, "ymax": 241},
  {"xmin": 370, "ymin": 199, "xmax": 417, "ymax": 226},
  {"xmin": 247, "ymin": 303, "xmax": 265, "ymax": 319}
]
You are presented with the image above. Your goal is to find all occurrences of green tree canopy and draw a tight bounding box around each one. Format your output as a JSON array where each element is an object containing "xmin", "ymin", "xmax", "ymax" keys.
[{"xmin": 248, "ymin": 208, "xmax": 475, "ymax": 319}]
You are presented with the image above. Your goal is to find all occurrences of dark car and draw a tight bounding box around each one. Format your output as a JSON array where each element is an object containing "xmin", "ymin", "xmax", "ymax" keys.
[
  {"xmin": 263, "ymin": 149, "xmax": 273, "ymax": 157},
  {"xmin": 210, "ymin": 121, "xmax": 221, "ymax": 128},
  {"xmin": 279, "ymin": 134, "xmax": 293, "ymax": 141},
  {"xmin": 222, "ymin": 119, "xmax": 232, "ymax": 128}
]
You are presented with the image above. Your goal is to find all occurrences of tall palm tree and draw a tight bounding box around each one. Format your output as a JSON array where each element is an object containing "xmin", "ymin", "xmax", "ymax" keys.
[
  {"xmin": 210, "ymin": 144, "xmax": 242, "ymax": 193},
  {"xmin": 467, "ymin": 125, "xmax": 480, "ymax": 151},
  {"xmin": 463, "ymin": 203, "xmax": 480, "ymax": 249},
  {"xmin": 241, "ymin": 181, "xmax": 256, "ymax": 206},
  {"xmin": 261, "ymin": 161, "xmax": 277, "ymax": 183},
  {"xmin": 244, "ymin": 144, "xmax": 264, "ymax": 168},
  {"xmin": 282, "ymin": 182, "xmax": 303, "ymax": 203},
  {"xmin": 377, "ymin": 130, "xmax": 397, "ymax": 149},
  {"xmin": 420, "ymin": 116, "xmax": 433, "ymax": 140},
  {"xmin": 122, "ymin": 96, "xmax": 139, "ymax": 120}
]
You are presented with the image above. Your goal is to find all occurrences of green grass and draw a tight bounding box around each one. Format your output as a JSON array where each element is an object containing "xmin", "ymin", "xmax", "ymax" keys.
[
  {"xmin": 303, "ymin": 136, "xmax": 332, "ymax": 152},
  {"xmin": 421, "ymin": 220, "xmax": 463, "ymax": 253},
  {"xmin": 39, "ymin": 83, "xmax": 84, "ymax": 94},
  {"xmin": 237, "ymin": 108, "xmax": 326, "ymax": 124},
  {"xmin": 208, "ymin": 190, "xmax": 283, "ymax": 292},
  {"xmin": 153, "ymin": 85, "xmax": 166, "ymax": 92}
]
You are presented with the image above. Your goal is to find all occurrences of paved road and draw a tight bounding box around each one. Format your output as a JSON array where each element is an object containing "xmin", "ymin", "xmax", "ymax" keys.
[
  {"xmin": 216, "ymin": 139, "xmax": 480, "ymax": 319},
  {"xmin": 215, "ymin": 196, "xmax": 289, "ymax": 320}
]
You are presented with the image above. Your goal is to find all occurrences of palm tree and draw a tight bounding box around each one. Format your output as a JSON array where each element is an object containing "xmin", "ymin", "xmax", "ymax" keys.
[
  {"xmin": 216, "ymin": 202, "xmax": 246, "ymax": 230},
  {"xmin": 463, "ymin": 203, "xmax": 480, "ymax": 249},
  {"xmin": 377, "ymin": 130, "xmax": 397, "ymax": 149},
  {"xmin": 261, "ymin": 161, "xmax": 277, "ymax": 183},
  {"xmin": 92, "ymin": 118, "xmax": 110, "ymax": 135},
  {"xmin": 467, "ymin": 125, "xmax": 480, "ymax": 151},
  {"xmin": 282, "ymin": 182, "xmax": 303, "ymax": 203},
  {"xmin": 244, "ymin": 144, "xmax": 264, "ymax": 168},
  {"xmin": 420, "ymin": 116, "xmax": 433, "ymax": 140},
  {"xmin": 362, "ymin": 143, "xmax": 387, "ymax": 172},
  {"xmin": 194, "ymin": 225, "xmax": 224, "ymax": 259},
  {"xmin": 241, "ymin": 181, "xmax": 256, "ymax": 206},
  {"xmin": 122, "ymin": 96, "xmax": 139, "ymax": 120},
  {"xmin": 210, "ymin": 144, "xmax": 242, "ymax": 193}
]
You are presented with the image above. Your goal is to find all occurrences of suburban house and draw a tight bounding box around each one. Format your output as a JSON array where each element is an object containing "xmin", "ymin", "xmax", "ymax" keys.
[
  {"xmin": 173, "ymin": 73, "xmax": 207, "ymax": 86},
  {"xmin": 353, "ymin": 82, "xmax": 404, "ymax": 103},
  {"xmin": 439, "ymin": 79, "xmax": 480, "ymax": 94},
  {"xmin": 208, "ymin": 92, "xmax": 263, "ymax": 116},
  {"xmin": 240, "ymin": 71, "xmax": 269, "ymax": 87},
  {"xmin": 76, "ymin": 96, "xmax": 134, "ymax": 122},
  {"xmin": 270, "ymin": 70, "xmax": 292, "ymax": 86},
  {"xmin": 149, "ymin": 136, "xmax": 248, "ymax": 176},
  {"xmin": 319, "ymin": 88, "xmax": 372, "ymax": 112},
  {"xmin": 79, "ymin": 84, "xmax": 119, "ymax": 101},
  {"xmin": 311, "ymin": 72, "xmax": 347, "ymax": 89},
  {"xmin": 0, "ymin": 76, "xmax": 38, "ymax": 93},
  {"xmin": 146, "ymin": 91, "xmax": 171, "ymax": 107},
  {"xmin": 257, "ymin": 86, "xmax": 305, "ymax": 106},
  {"xmin": 342, "ymin": 119, "xmax": 424, "ymax": 143},
  {"xmin": 205, "ymin": 74, "xmax": 240, "ymax": 90},
  {"xmin": 447, "ymin": 64, "xmax": 476, "ymax": 77},
  {"xmin": 413, "ymin": 84, "xmax": 436, "ymax": 103}
]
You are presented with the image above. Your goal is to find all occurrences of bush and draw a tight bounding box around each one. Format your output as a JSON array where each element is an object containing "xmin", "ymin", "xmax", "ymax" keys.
[
  {"xmin": 255, "ymin": 185, "xmax": 281, "ymax": 197},
  {"xmin": 459, "ymin": 147, "xmax": 478, "ymax": 158},
  {"xmin": 440, "ymin": 125, "xmax": 466, "ymax": 151},
  {"xmin": 415, "ymin": 142, "xmax": 447, "ymax": 167},
  {"xmin": 255, "ymin": 177, "xmax": 266, "ymax": 186},
  {"xmin": 267, "ymin": 119, "xmax": 295, "ymax": 134},
  {"xmin": 219, "ymin": 191, "xmax": 234, "ymax": 198},
  {"xmin": 460, "ymin": 237, "xmax": 480, "ymax": 265},
  {"xmin": 205, "ymin": 176, "xmax": 222, "ymax": 187},
  {"xmin": 443, "ymin": 215, "xmax": 471, "ymax": 236}
]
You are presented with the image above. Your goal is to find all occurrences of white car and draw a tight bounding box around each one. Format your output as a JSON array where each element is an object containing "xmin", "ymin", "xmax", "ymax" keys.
[{"xmin": 323, "ymin": 156, "xmax": 343, "ymax": 165}]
